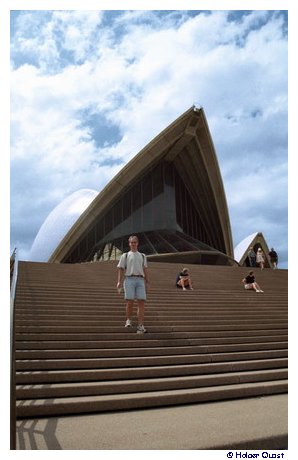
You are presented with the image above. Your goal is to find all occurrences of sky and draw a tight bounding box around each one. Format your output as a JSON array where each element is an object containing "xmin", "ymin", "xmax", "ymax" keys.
[{"xmin": 9, "ymin": 6, "xmax": 289, "ymax": 267}]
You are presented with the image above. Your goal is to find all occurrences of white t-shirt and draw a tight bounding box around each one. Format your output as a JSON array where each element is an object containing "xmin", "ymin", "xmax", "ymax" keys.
[{"xmin": 117, "ymin": 251, "xmax": 147, "ymax": 276}]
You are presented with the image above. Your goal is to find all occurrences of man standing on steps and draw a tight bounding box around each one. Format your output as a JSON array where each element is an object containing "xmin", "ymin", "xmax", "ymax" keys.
[
  {"xmin": 117, "ymin": 235, "xmax": 149, "ymax": 334},
  {"xmin": 247, "ymin": 246, "xmax": 256, "ymax": 267},
  {"xmin": 268, "ymin": 247, "xmax": 278, "ymax": 269}
]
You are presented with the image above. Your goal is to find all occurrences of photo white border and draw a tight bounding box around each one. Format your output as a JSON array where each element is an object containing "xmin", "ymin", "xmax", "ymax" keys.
[{"xmin": 2, "ymin": 2, "xmax": 294, "ymax": 457}]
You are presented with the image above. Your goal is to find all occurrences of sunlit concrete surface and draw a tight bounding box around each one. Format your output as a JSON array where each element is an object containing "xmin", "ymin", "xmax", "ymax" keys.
[{"xmin": 16, "ymin": 394, "xmax": 287, "ymax": 450}]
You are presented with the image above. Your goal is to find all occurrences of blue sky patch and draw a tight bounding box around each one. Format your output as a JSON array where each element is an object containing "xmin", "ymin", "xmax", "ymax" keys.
[{"xmin": 79, "ymin": 109, "xmax": 122, "ymax": 148}]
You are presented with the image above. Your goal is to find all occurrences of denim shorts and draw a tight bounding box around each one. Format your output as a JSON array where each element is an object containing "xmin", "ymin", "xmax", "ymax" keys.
[{"xmin": 124, "ymin": 277, "xmax": 146, "ymax": 300}]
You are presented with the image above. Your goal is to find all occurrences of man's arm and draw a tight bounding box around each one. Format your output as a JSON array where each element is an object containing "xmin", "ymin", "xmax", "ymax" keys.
[
  {"xmin": 143, "ymin": 267, "xmax": 149, "ymax": 284},
  {"xmin": 117, "ymin": 267, "xmax": 124, "ymax": 289}
]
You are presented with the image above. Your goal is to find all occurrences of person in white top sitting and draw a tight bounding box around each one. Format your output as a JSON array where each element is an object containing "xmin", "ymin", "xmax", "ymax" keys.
[{"xmin": 117, "ymin": 235, "xmax": 149, "ymax": 334}]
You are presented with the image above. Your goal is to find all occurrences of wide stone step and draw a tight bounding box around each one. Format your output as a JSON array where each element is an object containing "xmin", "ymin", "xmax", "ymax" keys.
[
  {"xmin": 16, "ymin": 289, "xmax": 288, "ymax": 295},
  {"xmin": 15, "ymin": 311, "xmax": 287, "ymax": 320},
  {"xmin": 15, "ymin": 358, "xmax": 288, "ymax": 384},
  {"xmin": 17, "ymin": 285, "xmax": 288, "ymax": 292},
  {"xmin": 16, "ymin": 302, "xmax": 286, "ymax": 309},
  {"xmin": 15, "ymin": 334, "xmax": 288, "ymax": 350},
  {"xmin": 16, "ymin": 288, "xmax": 288, "ymax": 296},
  {"xmin": 16, "ymin": 380, "xmax": 288, "ymax": 418},
  {"xmin": 15, "ymin": 320, "xmax": 287, "ymax": 329},
  {"xmin": 15, "ymin": 296, "xmax": 288, "ymax": 305},
  {"xmin": 16, "ymin": 369, "xmax": 288, "ymax": 399},
  {"xmin": 15, "ymin": 330, "xmax": 287, "ymax": 342},
  {"xmin": 16, "ymin": 349, "xmax": 287, "ymax": 371},
  {"xmin": 15, "ymin": 341, "xmax": 287, "ymax": 360},
  {"xmin": 15, "ymin": 323, "xmax": 288, "ymax": 333}
]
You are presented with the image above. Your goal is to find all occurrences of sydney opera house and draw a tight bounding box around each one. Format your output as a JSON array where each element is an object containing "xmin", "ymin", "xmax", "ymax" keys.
[{"xmin": 29, "ymin": 106, "xmax": 271, "ymax": 267}]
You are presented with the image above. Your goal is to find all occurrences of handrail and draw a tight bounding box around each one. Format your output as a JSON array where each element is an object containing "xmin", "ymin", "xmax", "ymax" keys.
[
  {"xmin": 10, "ymin": 248, "xmax": 19, "ymax": 450},
  {"xmin": 10, "ymin": 248, "xmax": 16, "ymax": 287}
]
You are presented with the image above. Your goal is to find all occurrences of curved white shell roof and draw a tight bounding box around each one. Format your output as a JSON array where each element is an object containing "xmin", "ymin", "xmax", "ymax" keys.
[
  {"xmin": 29, "ymin": 189, "xmax": 98, "ymax": 262},
  {"xmin": 234, "ymin": 232, "xmax": 258, "ymax": 263}
]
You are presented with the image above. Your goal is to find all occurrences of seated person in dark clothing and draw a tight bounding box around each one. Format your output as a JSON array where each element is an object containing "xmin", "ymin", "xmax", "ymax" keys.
[
  {"xmin": 176, "ymin": 267, "xmax": 194, "ymax": 291},
  {"xmin": 242, "ymin": 271, "xmax": 264, "ymax": 292}
]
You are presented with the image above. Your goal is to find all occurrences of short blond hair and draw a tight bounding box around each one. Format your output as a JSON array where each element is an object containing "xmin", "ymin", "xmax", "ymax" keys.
[{"xmin": 128, "ymin": 235, "xmax": 139, "ymax": 243}]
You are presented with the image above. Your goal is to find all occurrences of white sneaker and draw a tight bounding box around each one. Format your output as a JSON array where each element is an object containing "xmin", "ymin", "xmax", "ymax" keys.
[
  {"xmin": 136, "ymin": 324, "xmax": 147, "ymax": 334},
  {"xmin": 125, "ymin": 319, "xmax": 132, "ymax": 327},
  {"xmin": 260, "ymin": 290, "xmax": 264, "ymax": 293},
  {"xmin": 256, "ymin": 290, "xmax": 260, "ymax": 292}
]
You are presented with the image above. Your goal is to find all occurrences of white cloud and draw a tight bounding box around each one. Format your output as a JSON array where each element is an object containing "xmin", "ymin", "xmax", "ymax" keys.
[
  {"xmin": 54, "ymin": 11, "xmax": 104, "ymax": 62},
  {"xmin": 10, "ymin": 10, "xmax": 288, "ymax": 266}
]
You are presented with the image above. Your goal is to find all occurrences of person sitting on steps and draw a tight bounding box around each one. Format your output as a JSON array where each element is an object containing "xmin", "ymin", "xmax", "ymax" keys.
[
  {"xmin": 242, "ymin": 270, "xmax": 264, "ymax": 293},
  {"xmin": 176, "ymin": 267, "xmax": 194, "ymax": 291}
]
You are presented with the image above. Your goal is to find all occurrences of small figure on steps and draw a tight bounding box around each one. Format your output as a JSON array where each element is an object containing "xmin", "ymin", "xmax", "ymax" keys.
[
  {"xmin": 268, "ymin": 248, "xmax": 278, "ymax": 269},
  {"xmin": 256, "ymin": 248, "xmax": 265, "ymax": 270},
  {"xmin": 242, "ymin": 270, "xmax": 264, "ymax": 293},
  {"xmin": 247, "ymin": 246, "xmax": 256, "ymax": 267},
  {"xmin": 176, "ymin": 267, "xmax": 194, "ymax": 291}
]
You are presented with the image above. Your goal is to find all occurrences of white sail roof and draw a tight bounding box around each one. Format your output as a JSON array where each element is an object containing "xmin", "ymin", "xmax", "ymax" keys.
[
  {"xmin": 29, "ymin": 189, "xmax": 98, "ymax": 262},
  {"xmin": 234, "ymin": 232, "xmax": 258, "ymax": 263}
]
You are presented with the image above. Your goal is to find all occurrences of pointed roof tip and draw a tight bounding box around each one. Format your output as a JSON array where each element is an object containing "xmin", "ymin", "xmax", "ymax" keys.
[
  {"xmin": 234, "ymin": 231, "xmax": 271, "ymax": 266},
  {"xmin": 193, "ymin": 103, "xmax": 202, "ymax": 112},
  {"xmin": 48, "ymin": 107, "xmax": 233, "ymax": 263}
]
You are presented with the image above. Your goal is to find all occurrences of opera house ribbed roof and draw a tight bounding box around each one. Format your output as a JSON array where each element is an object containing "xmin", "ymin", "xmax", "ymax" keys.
[{"xmin": 31, "ymin": 106, "xmax": 236, "ymax": 265}]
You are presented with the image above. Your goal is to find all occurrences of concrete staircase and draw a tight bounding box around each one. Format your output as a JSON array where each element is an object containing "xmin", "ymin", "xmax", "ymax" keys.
[{"xmin": 14, "ymin": 260, "xmax": 288, "ymax": 419}]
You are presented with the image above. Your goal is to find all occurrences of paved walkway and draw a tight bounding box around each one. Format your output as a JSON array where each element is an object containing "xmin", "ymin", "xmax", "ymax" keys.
[{"xmin": 16, "ymin": 394, "xmax": 287, "ymax": 450}]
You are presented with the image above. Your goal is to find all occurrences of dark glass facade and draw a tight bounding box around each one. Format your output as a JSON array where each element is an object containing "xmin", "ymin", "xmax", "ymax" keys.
[{"xmin": 63, "ymin": 160, "xmax": 232, "ymax": 265}]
